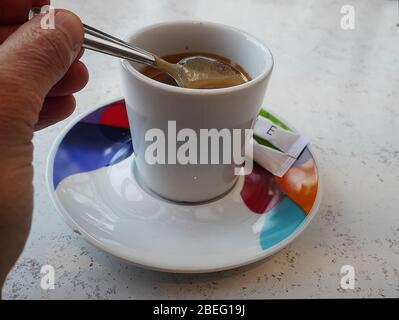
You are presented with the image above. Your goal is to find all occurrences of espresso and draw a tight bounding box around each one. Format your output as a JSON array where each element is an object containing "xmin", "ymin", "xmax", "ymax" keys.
[{"xmin": 141, "ymin": 52, "xmax": 251, "ymax": 89}]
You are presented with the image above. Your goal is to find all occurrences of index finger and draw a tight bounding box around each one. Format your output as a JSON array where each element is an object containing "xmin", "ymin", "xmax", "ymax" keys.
[{"xmin": 0, "ymin": 0, "xmax": 50, "ymax": 25}]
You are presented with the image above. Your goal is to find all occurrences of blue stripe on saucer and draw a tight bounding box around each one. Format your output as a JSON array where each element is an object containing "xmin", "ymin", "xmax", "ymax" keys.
[
  {"xmin": 53, "ymin": 121, "xmax": 133, "ymax": 189},
  {"xmin": 260, "ymin": 196, "xmax": 306, "ymax": 250}
]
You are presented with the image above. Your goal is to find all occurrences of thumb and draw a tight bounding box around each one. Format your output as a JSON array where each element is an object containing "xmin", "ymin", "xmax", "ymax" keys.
[{"xmin": 0, "ymin": 10, "xmax": 83, "ymax": 132}]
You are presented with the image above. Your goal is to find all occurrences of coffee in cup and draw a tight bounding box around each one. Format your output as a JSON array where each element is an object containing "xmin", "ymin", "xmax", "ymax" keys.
[{"xmin": 141, "ymin": 52, "xmax": 251, "ymax": 89}]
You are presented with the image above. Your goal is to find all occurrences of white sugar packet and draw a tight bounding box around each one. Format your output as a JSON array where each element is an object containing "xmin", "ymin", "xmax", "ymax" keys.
[
  {"xmin": 246, "ymin": 138, "xmax": 296, "ymax": 177},
  {"xmin": 253, "ymin": 113, "xmax": 309, "ymax": 159},
  {"xmin": 244, "ymin": 109, "xmax": 309, "ymax": 177}
]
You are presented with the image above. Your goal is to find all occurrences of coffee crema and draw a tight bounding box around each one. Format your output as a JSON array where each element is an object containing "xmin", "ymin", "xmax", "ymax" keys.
[{"xmin": 141, "ymin": 52, "xmax": 251, "ymax": 89}]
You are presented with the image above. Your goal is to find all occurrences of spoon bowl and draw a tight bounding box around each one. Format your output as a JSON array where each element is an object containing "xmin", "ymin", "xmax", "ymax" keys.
[{"xmin": 154, "ymin": 55, "xmax": 248, "ymax": 89}]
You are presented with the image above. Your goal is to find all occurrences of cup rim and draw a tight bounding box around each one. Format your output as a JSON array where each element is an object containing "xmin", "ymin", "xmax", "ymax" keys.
[{"xmin": 121, "ymin": 20, "xmax": 274, "ymax": 95}]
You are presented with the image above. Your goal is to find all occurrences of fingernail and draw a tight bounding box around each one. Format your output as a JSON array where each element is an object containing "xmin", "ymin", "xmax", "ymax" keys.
[{"xmin": 55, "ymin": 11, "xmax": 84, "ymax": 52}]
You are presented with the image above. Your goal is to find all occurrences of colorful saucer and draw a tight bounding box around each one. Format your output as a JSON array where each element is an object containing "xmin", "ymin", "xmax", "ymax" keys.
[{"xmin": 47, "ymin": 100, "xmax": 321, "ymax": 273}]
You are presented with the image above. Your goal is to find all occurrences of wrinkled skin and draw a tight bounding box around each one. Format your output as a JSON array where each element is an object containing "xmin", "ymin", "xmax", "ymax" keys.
[{"xmin": 0, "ymin": 0, "xmax": 88, "ymax": 292}]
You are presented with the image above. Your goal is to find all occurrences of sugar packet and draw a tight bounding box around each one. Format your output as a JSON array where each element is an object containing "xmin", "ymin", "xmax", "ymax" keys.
[
  {"xmin": 253, "ymin": 109, "xmax": 309, "ymax": 159},
  {"xmin": 246, "ymin": 137, "xmax": 296, "ymax": 177},
  {"xmin": 247, "ymin": 109, "xmax": 309, "ymax": 177}
]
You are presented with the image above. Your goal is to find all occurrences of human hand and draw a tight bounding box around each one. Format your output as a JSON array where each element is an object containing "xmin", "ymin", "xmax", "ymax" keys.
[{"xmin": 0, "ymin": 0, "xmax": 88, "ymax": 289}]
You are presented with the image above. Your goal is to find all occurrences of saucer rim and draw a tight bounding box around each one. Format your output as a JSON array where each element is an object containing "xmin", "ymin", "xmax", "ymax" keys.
[{"xmin": 46, "ymin": 98, "xmax": 323, "ymax": 273}]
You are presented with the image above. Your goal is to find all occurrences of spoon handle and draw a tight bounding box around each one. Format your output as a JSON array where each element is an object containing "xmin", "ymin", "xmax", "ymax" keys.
[
  {"xmin": 83, "ymin": 25, "xmax": 156, "ymax": 66},
  {"xmin": 29, "ymin": 7, "xmax": 156, "ymax": 66}
]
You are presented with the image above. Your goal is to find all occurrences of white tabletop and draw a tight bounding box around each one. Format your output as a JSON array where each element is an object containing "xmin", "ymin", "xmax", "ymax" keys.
[{"xmin": 3, "ymin": 0, "xmax": 399, "ymax": 299}]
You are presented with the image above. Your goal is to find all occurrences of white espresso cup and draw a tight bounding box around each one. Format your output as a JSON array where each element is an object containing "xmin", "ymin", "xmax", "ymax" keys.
[{"xmin": 121, "ymin": 21, "xmax": 273, "ymax": 202}]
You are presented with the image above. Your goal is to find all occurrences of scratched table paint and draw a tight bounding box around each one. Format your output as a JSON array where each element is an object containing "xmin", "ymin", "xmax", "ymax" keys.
[{"xmin": 3, "ymin": 0, "xmax": 399, "ymax": 299}]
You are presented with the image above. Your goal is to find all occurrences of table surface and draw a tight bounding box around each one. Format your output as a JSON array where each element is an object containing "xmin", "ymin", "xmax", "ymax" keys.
[{"xmin": 3, "ymin": 0, "xmax": 399, "ymax": 299}]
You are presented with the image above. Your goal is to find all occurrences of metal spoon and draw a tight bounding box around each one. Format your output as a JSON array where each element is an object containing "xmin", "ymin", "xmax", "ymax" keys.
[
  {"xmin": 83, "ymin": 25, "xmax": 248, "ymax": 89},
  {"xmin": 30, "ymin": 8, "xmax": 247, "ymax": 89}
]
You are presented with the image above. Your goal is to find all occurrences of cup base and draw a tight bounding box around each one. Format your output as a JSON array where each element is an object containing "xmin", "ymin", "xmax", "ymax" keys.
[{"xmin": 131, "ymin": 156, "xmax": 240, "ymax": 205}]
